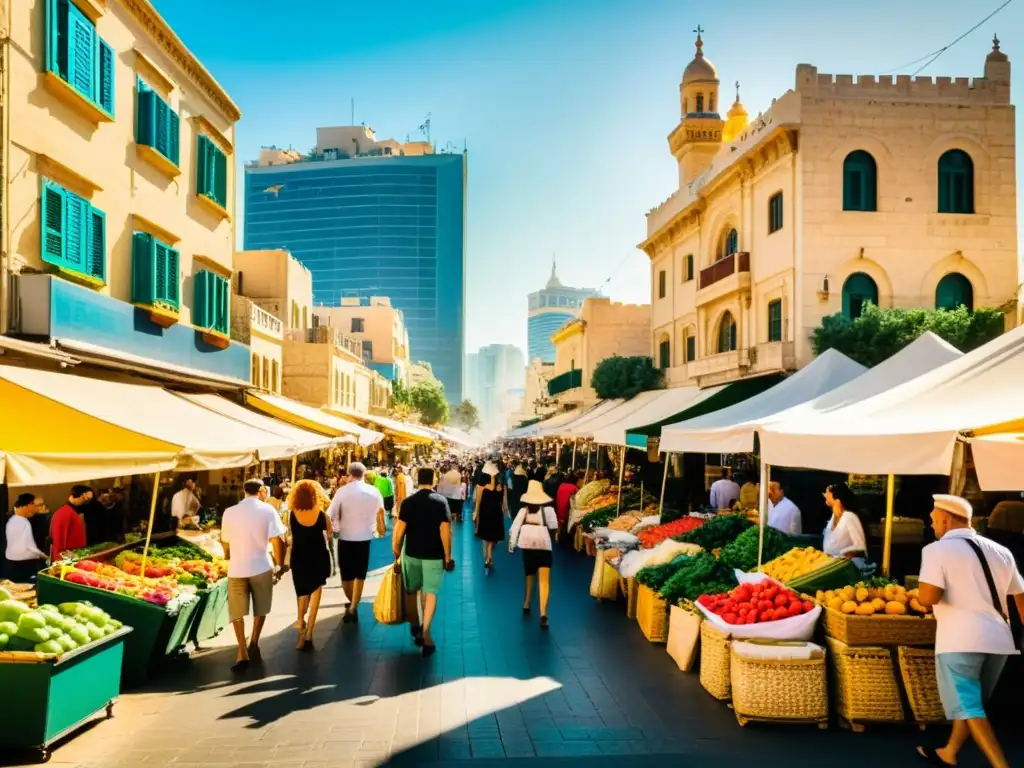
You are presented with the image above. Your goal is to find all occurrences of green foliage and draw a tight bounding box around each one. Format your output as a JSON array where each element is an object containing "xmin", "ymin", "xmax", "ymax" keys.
[
  {"xmin": 590, "ymin": 356, "xmax": 664, "ymax": 400},
  {"xmin": 451, "ymin": 399, "xmax": 481, "ymax": 430},
  {"xmin": 390, "ymin": 378, "xmax": 412, "ymax": 408},
  {"xmin": 409, "ymin": 379, "xmax": 449, "ymax": 426},
  {"xmin": 812, "ymin": 304, "xmax": 1005, "ymax": 368}
]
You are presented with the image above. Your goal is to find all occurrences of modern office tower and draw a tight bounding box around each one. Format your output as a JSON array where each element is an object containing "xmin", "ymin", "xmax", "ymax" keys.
[{"xmin": 526, "ymin": 260, "xmax": 600, "ymax": 363}]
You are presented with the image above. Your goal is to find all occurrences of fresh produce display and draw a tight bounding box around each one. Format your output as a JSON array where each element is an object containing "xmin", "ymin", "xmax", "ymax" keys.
[
  {"xmin": 697, "ymin": 581, "xmax": 816, "ymax": 625},
  {"xmin": 658, "ymin": 553, "xmax": 737, "ymax": 604},
  {"xmin": 677, "ymin": 514, "xmax": 752, "ymax": 550},
  {"xmin": 580, "ymin": 504, "xmax": 618, "ymax": 533},
  {"xmin": 786, "ymin": 554, "xmax": 861, "ymax": 593},
  {"xmin": 816, "ymin": 581, "xmax": 932, "ymax": 616},
  {"xmin": 576, "ymin": 479, "xmax": 611, "ymax": 508},
  {"xmin": 0, "ymin": 597, "xmax": 122, "ymax": 655},
  {"xmin": 645, "ymin": 540, "xmax": 704, "ymax": 566},
  {"xmin": 759, "ymin": 547, "xmax": 833, "ymax": 583},
  {"xmin": 637, "ymin": 516, "xmax": 705, "ymax": 548},
  {"xmin": 62, "ymin": 541, "xmax": 120, "ymax": 560},
  {"xmin": 718, "ymin": 526, "xmax": 794, "ymax": 572},
  {"xmin": 635, "ymin": 557, "xmax": 691, "ymax": 592},
  {"xmin": 659, "ymin": 506, "xmax": 684, "ymax": 524},
  {"xmin": 606, "ymin": 515, "xmax": 641, "ymax": 532}
]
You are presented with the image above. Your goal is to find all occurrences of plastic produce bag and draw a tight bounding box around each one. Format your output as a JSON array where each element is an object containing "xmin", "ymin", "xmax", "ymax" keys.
[
  {"xmin": 373, "ymin": 561, "xmax": 407, "ymax": 625},
  {"xmin": 696, "ymin": 573, "xmax": 821, "ymax": 641},
  {"xmin": 617, "ymin": 548, "xmax": 656, "ymax": 579}
]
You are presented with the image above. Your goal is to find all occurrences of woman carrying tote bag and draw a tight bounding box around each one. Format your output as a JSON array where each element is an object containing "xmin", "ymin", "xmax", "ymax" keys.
[{"xmin": 508, "ymin": 480, "xmax": 559, "ymax": 629}]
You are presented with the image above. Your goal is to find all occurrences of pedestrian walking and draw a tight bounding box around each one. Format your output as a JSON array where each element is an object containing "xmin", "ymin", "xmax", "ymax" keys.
[
  {"xmin": 508, "ymin": 463, "xmax": 529, "ymax": 517},
  {"xmin": 915, "ymin": 495, "xmax": 1024, "ymax": 768},
  {"xmin": 374, "ymin": 467, "xmax": 396, "ymax": 518},
  {"xmin": 508, "ymin": 480, "xmax": 559, "ymax": 628},
  {"xmin": 220, "ymin": 478, "xmax": 287, "ymax": 672},
  {"xmin": 392, "ymin": 467, "xmax": 455, "ymax": 657},
  {"xmin": 328, "ymin": 462, "xmax": 386, "ymax": 623},
  {"xmin": 393, "ymin": 464, "xmax": 408, "ymax": 518},
  {"xmin": 438, "ymin": 463, "xmax": 464, "ymax": 522},
  {"xmin": 286, "ymin": 480, "xmax": 333, "ymax": 651},
  {"xmin": 473, "ymin": 461, "xmax": 505, "ymax": 573}
]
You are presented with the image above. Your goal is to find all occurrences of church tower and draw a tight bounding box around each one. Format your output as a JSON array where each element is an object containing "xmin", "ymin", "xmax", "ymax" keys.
[{"xmin": 669, "ymin": 27, "xmax": 725, "ymax": 188}]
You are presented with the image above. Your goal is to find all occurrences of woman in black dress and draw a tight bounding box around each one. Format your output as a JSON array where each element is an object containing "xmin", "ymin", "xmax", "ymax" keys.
[
  {"xmin": 473, "ymin": 461, "xmax": 505, "ymax": 573},
  {"xmin": 286, "ymin": 480, "xmax": 332, "ymax": 651}
]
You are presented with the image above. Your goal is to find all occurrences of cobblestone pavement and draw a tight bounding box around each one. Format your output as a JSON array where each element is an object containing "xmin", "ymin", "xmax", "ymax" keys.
[{"xmin": 22, "ymin": 519, "xmax": 1023, "ymax": 768}]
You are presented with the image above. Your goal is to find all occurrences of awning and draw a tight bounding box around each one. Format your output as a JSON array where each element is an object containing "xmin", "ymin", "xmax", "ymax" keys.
[
  {"xmin": 562, "ymin": 391, "xmax": 666, "ymax": 440},
  {"xmin": 246, "ymin": 392, "xmax": 383, "ymax": 446},
  {"xmin": 660, "ymin": 349, "xmax": 866, "ymax": 454},
  {"xmin": 971, "ymin": 433, "xmax": 1024, "ymax": 491},
  {"xmin": 535, "ymin": 399, "xmax": 626, "ymax": 439},
  {"xmin": 438, "ymin": 427, "xmax": 479, "ymax": 448},
  {"xmin": 590, "ymin": 385, "xmax": 724, "ymax": 446},
  {"xmin": 505, "ymin": 405, "xmax": 597, "ymax": 439},
  {"xmin": 324, "ymin": 405, "xmax": 435, "ymax": 444},
  {"xmin": 176, "ymin": 392, "xmax": 343, "ymax": 455}
]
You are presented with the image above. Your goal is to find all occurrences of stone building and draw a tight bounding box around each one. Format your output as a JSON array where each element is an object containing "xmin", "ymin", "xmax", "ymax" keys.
[{"xmin": 642, "ymin": 31, "xmax": 1017, "ymax": 388}]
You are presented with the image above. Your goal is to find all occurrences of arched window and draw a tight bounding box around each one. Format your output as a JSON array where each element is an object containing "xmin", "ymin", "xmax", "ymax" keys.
[
  {"xmin": 683, "ymin": 327, "xmax": 696, "ymax": 362},
  {"xmin": 842, "ymin": 150, "xmax": 877, "ymax": 212},
  {"xmin": 935, "ymin": 273, "xmax": 974, "ymax": 311},
  {"xmin": 717, "ymin": 312, "xmax": 737, "ymax": 353},
  {"xmin": 658, "ymin": 335, "xmax": 671, "ymax": 369},
  {"xmin": 938, "ymin": 150, "xmax": 974, "ymax": 214},
  {"xmin": 842, "ymin": 273, "xmax": 878, "ymax": 319},
  {"xmin": 719, "ymin": 228, "xmax": 738, "ymax": 259}
]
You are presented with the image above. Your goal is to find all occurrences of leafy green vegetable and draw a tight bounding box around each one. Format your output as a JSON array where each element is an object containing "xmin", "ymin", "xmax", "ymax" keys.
[
  {"xmin": 636, "ymin": 556, "xmax": 691, "ymax": 590},
  {"xmin": 657, "ymin": 553, "xmax": 738, "ymax": 603},
  {"xmin": 676, "ymin": 514, "xmax": 752, "ymax": 550},
  {"xmin": 718, "ymin": 526, "xmax": 794, "ymax": 572}
]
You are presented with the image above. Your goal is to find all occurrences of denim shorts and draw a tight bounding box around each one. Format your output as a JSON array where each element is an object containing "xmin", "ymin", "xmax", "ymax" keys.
[{"xmin": 935, "ymin": 652, "xmax": 1008, "ymax": 720}]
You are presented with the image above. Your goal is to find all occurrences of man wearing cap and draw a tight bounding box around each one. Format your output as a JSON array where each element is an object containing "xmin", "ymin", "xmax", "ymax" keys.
[
  {"xmin": 328, "ymin": 462, "xmax": 386, "ymax": 623},
  {"xmin": 915, "ymin": 494, "xmax": 1024, "ymax": 768}
]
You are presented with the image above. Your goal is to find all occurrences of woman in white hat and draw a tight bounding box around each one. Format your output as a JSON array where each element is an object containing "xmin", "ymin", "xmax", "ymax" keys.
[
  {"xmin": 473, "ymin": 460, "xmax": 505, "ymax": 572},
  {"xmin": 508, "ymin": 480, "xmax": 559, "ymax": 628}
]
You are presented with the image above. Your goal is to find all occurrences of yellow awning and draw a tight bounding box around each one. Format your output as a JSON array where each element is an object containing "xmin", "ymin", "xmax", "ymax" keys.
[
  {"xmin": 246, "ymin": 392, "xmax": 383, "ymax": 446},
  {"xmin": 323, "ymin": 406, "xmax": 435, "ymax": 444}
]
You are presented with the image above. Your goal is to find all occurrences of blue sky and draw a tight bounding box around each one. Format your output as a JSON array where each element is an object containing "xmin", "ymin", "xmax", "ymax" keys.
[{"xmin": 155, "ymin": 0, "xmax": 1023, "ymax": 355}]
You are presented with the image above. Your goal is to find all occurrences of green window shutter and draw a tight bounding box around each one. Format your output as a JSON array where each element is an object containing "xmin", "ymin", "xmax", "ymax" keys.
[
  {"xmin": 193, "ymin": 269, "xmax": 211, "ymax": 328},
  {"xmin": 67, "ymin": 2, "xmax": 95, "ymax": 100},
  {"xmin": 63, "ymin": 191, "xmax": 88, "ymax": 271},
  {"xmin": 136, "ymin": 84, "xmax": 155, "ymax": 146},
  {"xmin": 154, "ymin": 96, "xmax": 169, "ymax": 157},
  {"xmin": 87, "ymin": 206, "xmax": 105, "ymax": 281},
  {"xmin": 165, "ymin": 248, "xmax": 180, "ymax": 307},
  {"xmin": 768, "ymin": 299, "xmax": 782, "ymax": 342},
  {"xmin": 213, "ymin": 146, "xmax": 227, "ymax": 207},
  {"xmin": 41, "ymin": 181, "xmax": 66, "ymax": 268},
  {"xmin": 167, "ymin": 109, "xmax": 180, "ymax": 167},
  {"xmin": 154, "ymin": 241, "xmax": 169, "ymax": 302},
  {"xmin": 131, "ymin": 232, "xmax": 156, "ymax": 305},
  {"xmin": 685, "ymin": 335, "xmax": 695, "ymax": 362},
  {"xmin": 658, "ymin": 270, "xmax": 666, "ymax": 298},
  {"xmin": 46, "ymin": 0, "xmax": 68, "ymax": 77},
  {"xmin": 196, "ymin": 135, "xmax": 210, "ymax": 197},
  {"xmin": 659, "ymin": 340, "xmax": 670, "ymax": 369},
  {"xmin": 216, "ymin": 276, "xmax": 229, "ymax": 334},
  {"xmin": 97, "ymin": 37, "xmax": 114, "ymax": 114}
]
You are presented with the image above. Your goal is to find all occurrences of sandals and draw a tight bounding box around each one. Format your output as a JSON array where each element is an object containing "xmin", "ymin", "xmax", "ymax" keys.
[
  {"xmin": 523, "ymin": 606, "xmax": 531, "ymax": 615},
  {"xmin": 231, "ymin": 659, "xmax": 249, "ymax": 673},
  {"xmin": 916, "ymin": 747, "xmax": 955, "ymax": 767},
  {"xmin": 422, "ymin": 643, "xmax": 437, "ymax": 658},
  {"xmin": 540, "ymin": 616, "xmax": 549, "ymax": 630}
]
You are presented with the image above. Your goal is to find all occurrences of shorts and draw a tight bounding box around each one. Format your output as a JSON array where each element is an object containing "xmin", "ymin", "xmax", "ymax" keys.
[
  {"xmin": 522, "ymin": 549, "xmax": 553, "ymax": 576},
  {"xmin": 227, "ymin": 570, "xmax": 274, "ymax": 622},
  {"xmin": 447, "ymin": 498, "xmax": 464, "ymax": 518},
  {"xmin": 935, "ymin": 652, "xmax": 1008, "ymax": 720},
  {"xmin": 383, "ymin": 496, "xmax": 395, "ymax": 513},
  {"xmin": 402, "ymin": 555, "xmax": 444, "ymax": 595},
  {"xmin": 337, "ymin": 539, "xmax": 371, "ymax": 582}
]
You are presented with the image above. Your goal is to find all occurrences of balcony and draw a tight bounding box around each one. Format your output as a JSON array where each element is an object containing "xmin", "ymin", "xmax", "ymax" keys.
[
  {"xmin": 696, "ymin": 252, "xmax": 751, "ymax": 307},
  {"xmin": 251, "ymin": 303, "xmax": 283, "ymax": 339},
  {"xmin": 688, "ymin": 341, "xmax": 797, "ymax": 387},
  {"xmin": 547, "ymin": 368, "xmax": 582, "ymax": 397},
  {"xmin": 286, "ymin": 326, "xmax": 363, "ymax": 360},
  {"xmin": 231, "ymin": 296, "xmax": 283, "ymax": 344}
]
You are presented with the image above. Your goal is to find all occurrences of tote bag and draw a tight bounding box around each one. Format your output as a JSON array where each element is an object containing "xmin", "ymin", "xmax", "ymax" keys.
[{"xmin": 373, "ymin": 560, "xmax": 407, "ymax": 625}]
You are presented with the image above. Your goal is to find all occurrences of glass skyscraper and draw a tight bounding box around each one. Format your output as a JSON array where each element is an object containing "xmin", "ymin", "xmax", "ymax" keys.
[
  {"xmin": 526, "ymin": 262, "xmax": 599, "ymax": 363},
  {"xmin": 244, "ymin": 135, "xmax": 466, "ymax": 402}
]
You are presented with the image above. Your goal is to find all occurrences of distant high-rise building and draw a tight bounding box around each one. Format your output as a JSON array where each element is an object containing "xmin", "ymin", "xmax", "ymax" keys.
[
  {"xmin": 243, "ymin": 126, "xmax": 467, "ymax": 402},
  {"xmin": 527, "ymin": 260, "xmax": 599, "ymax": 363},
  {"xmin": 471, "ymin": 344, "xmax": 526, "ymax": 433}
]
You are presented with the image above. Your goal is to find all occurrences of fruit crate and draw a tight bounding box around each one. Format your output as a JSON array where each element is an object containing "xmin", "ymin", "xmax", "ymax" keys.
[
  {"xmin": 188, "ymin": 577, "xmax": 230, "ymax": 646},
  {"xmin": 636, "ymin": 584, "xmax": 669, "ymax": 643},
  {"xmin": 0, "ymin": 626, "xmax": 131, "ymax": 761},
  {"xmin": 898, "ymin": 646, "xmax": 948, "ymax": 727},
  {"xmin": 730, "ymin": 645, "xmax": 829, "ymax": 729},
  {"xmin": 823, "ymin": 607, "xmax": 936, "ymax": 647}
]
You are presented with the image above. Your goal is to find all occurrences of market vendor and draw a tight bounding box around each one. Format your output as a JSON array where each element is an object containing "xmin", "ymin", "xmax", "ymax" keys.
[
  {"xmin": 709, "ymin": 468, "xmax": 740, "ymax": 510},
  {"xmin": 49, "ymin": 485, "xmax": 89, "ymax": 562},
  {"xmin": 5, "ymin": 493, "xmax": 47, "ymax": 582},
  {"xmin": 767, "ymin": 481, "xmax": 802, "ymax": 534},
  {"xmin": 821, "ymin": 482, "xmax": 868, "ymax": 562},
  {"xmin": 171, "ymin": 476, "xmax": 202, "ymax": 527}
]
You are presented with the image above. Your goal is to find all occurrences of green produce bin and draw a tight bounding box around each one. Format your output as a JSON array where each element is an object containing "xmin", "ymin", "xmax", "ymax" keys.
[
  {"xmin": 36, "ymin": 574, "xmax": 199, "ymax": 688},
  {"xmin": 189, "ymin": 578, "xmax": 230, "ymax": 646},
  {"xmin": 0, "ymin": 626, "xmax": 132, "ymax": 761}
]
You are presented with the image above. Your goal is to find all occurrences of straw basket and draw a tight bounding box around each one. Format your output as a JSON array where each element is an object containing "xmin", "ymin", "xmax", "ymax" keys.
[
  {"xmin": 824, "ymin": 608, "xmax": 936, "ymax": 647},
  {"xmin": 622, "ymin": 577, "xmax": 639, "ymax": 620},
  {"xmin": 826, "ymin": 637, "xmax": 904, "ymax": 731},
  {"xmin": 898, "ymin": 646, "xmax": 947, "ymax": 728},
  {"xmin": 636, "ymin": 585, "xmax": 669, "ymax": 643},
  {"xmin": 589, "ymin": 555, "xmax": 619, "ymax": 601},
  {"xmin": 730, "ymin": 647, "xmax": 829, "ymax": 728},
  {"xmin": 573, "ymin": 527, "xmax": 584, "ymax": 552},
  {"xmin": 699, "ymin": 622, "xmax": 731, "ymax": 700}
]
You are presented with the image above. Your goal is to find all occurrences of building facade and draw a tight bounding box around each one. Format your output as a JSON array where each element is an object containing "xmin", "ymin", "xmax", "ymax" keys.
[
  {"xmin": 2, "ymin": 0, "xmax": 247, "ymax": 385},
  {"xmin": 242, "ymin": 126, "xmax": 467, "ymax": 403},
  {"xmin": 643, "ymin": 33, "xmax": 1018, "ymax": 388},
  {"xmin": 315, "ymin": 297, "xmax": 410, "ymax": 385},
  {"xmin": 467, "ymin": 343, "xmax": 525, "ymax": 434},
  {"xmin": 526, "ymin": 261, "xmax": 600, "ymax": 363},
  {"xmin": 509, "ymin": 359, "xmax": 555, "ymax": 427}
]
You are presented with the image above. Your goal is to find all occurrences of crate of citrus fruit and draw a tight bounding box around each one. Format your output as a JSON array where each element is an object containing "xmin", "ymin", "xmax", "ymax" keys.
[
  {"xmin": 758, "ymin": 546, "xmax": 859, "ymax": 592},
  {"xmin": 816, "ymin": 580, "xmax": 936, "ymax": 646}
]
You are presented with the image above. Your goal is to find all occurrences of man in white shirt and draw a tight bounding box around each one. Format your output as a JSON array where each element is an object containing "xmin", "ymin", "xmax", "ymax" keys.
[
  {"xmin": 709, "ymin": 468, "xmax": 740, "ymax": 510},
  {"xmin": 4, "ymin": 493, "xmax": 47, "ymax": 583},
  {"xmin": 916, "ymin": 494, "xmax": 1024, "ymax": 768},
  {"xmin": 328, "ymin": 462, "xmax": 385, "ymax": 623},
  {"xmin": 437, "ymin": 464, "xmax": 464, "ymax": 522},
  {"xmin": 170, "ymin": 477, "xmax": 201, "ymax": 526},
  {"xmin": 766, "ymin": 482, "xmax": 802, "ymax": 534},
  {"xmin": 220, "ymin": 478, "xmax": 287, "ymax": 672}
]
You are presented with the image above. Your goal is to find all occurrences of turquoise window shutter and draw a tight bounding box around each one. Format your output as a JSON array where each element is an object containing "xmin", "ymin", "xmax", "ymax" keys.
[
  {"xmin": 215, "ymin": 275, "xmax": 229, "ymax": 333},
  {"xmin": 136, "ymin": 84, "xmax": 155, "ymax": 146},
  {"xmin": 41, "ymin": 182, "xmax": 66, "ymax": 268},
  {"xmin": 87, "ymin": 207, "xmax": 106, "ymax": 281},
  {"xmin": 97, "ymin": 37, "xmax": 114, "ymax": 114},
  {"xmin": 63, "ymin": 192, "xmax": 87, "ymax": 271},
  {"xmin": 168, "ymin": 110, "xmax": 180, "ymax": 166},
  {"xmin": 193, "ymin": 269, "xmax": 211, "ymax": 328},
  {"xmin": 166, "ymin": 248, "xmax": 180, "ymax": 307},
  {"xmin": 213, "ymin": 147, "xmax": 227, "ymax": 207},
  {"xmin": 67, "ymin": 2, "xmax": 95, "ymax": 100},
  {"xmin": 196, "ymin": 135, "xmax": 210, "ymax": 197},
  {"xmin": 131, "ymin": 232, "xmax": 155, "ymax": 304},
  {"xmin": 154, "ymin": 241, "xmax": 169, "ymax": 302},
  {"xmin": 45, "ymin": 0, "xmax": 66, "ymax": 76},
  {"xmin": 154, "ymin": 97, "xmax": 169, "ymax": 157}
]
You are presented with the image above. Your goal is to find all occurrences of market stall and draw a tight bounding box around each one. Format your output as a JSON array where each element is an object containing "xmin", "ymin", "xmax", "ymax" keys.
[{"xmin": 245, "ymin": 391, "xmax": 384, "ymax": 447}]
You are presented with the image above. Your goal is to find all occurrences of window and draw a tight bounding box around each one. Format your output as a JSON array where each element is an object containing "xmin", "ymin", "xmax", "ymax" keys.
[
  {"xmin": 768, "ymin": 192, "xmax": 784, "ymax": 234},
  {"xmin": 136, "ymin": 79, "xmax": 180, "ymax": 167},
  {"xmin": 708, "ymin": 93, "xmax": 715, "ymax": 113},
  {"xmin": 131, "ymin": 232, "xmax": 180, "ymax": 310},
  {"xmin": 695, "ymin": 93, "xmax": 704, "ymax": 113},
  {"xmin": 767, "ymin": 299, "xmax": 783, "ymax": 342},
  {"xmin": 721, "ymin": 228, "xmax": 739, "ymax": 258},
  {"xmin": 291, "ymin": 301, "xmax": 299, "ymax": 330},
  {"xmin": 262, "ymin": 358, "xmax": 270, "ymax": 389},
  {"xmin": 935, "ymin": 273, "xmax": 974, "ymax": 311},
  {"xmin": 251, "ymin": 354, "xmax": 259, "ymax": 386},
  {"xmin": 842, "ymin": 150, "xmax": 877, "ymax": 212},
  {"xmin": 351, "ymin": 317, "xmax": 365, "ymax": 333},
  {"xmin": 193, "ymin": 269, "xmax": 230, "ymax": 335},
  {"xmin": 685, "ymin": 331, "xmax": 696, "ymax": 363},
  {"xmin": 45, "ymin": 0, "xmax": 115, "ymax": 115},
  {"xmin": 717, "ymin": 312, "xmax": 737, "ymax": 353},
  {"xmin": 40, "ymin": 179, "xmax": 106, "ymax": 283},
  {"xmin": 196, "ymin": 135, "xmax": 228, "ymax": 208},
  {"xmin": 302, "ymin": 306, "xmax": 308, "ymax": 330},
  {"xmin": 658, "ymin": 270, "xmax": 667, "ymax": 299},
  {"xmin": 938, "ymin": 150, "xmax": 974, "ymax": 214},
  {"xmin": 363, "ymin": 340, "xmax": 374, "ymax": 359},
  {"xmin": 270, "ymin": 360, "xmax": 279, "ymax": 392},
  {"xmin": 658, "ymin": 337, "xmax": 671, "ymax": 369},
  {"xmin": 683, "ymin": 254, "xmax": 694, "ymax": 282},
  {"xmin": 842, "ymin": 272, "xmax": 878, "ymax": 319}
]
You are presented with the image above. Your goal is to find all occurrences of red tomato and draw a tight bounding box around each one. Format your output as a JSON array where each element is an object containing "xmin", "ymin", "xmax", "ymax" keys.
[
  {"xmin": 787, "ymin": 603, "xmax": 802, "ymax": 617},
  {"xmin": 758, "ymin": 611, "xmax": 772, "ymax": 622},
  {"xmin": 723, "ymin": 613, "xmax": 738, "ymax": 624},
  {"xmin": 771, "ymin": 594, "xmax": 786, "ymax": 607},
  {"xmin": 803, "ymin": 600, "xmax": 814, "ymax": 613}
]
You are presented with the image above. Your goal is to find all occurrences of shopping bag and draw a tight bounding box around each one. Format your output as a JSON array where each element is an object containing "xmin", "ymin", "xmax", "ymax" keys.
[
  {"xmin": 373, "ymin": 560, "xmax": 406, "ymax": 625},
  {"xmin": 666, "ymin": 605, "xmax": 702, "ymax": 672},
  {"xmin": 589, "ymin": 551, "xmax": 619, "ymax": 600}
]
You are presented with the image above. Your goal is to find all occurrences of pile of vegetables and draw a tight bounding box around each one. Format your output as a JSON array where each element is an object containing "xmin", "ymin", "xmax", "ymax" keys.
[
  {"xmin": 0, "ymin": 590, "xmax": 123, "ymax": 655},
  {"xmin": 817, "ymin": 580, "xmax": 931, "ymax": 617},
  {"xmin": 718, "ymin": 526, "xmax": 794, "ymax": 572},
  {"xmin": 660, "ymin": 506, "xmax": 684, "ymax": 524},
  {"xmin": 697, "ymin": 581, "xmax": 815, "ymax": 625},
  {"xmin": 63, "ymin": 541, "xmax": 120, "ymax": 560},
  {"xmin": 658, "ymin": 553, "xmax": 737, "ymax": 603},
  {"xmin": 606, "ymin": 515, "xmax": 641, "ymax": 532},
  {"xmin": 576, "ymin": 479, "xmax": 611, "ymax": 508},
  {"xmin": 580, "ymin": 504, "xmax": 619, "ymax": 533},
  {"xmin": 637, "ymin": 516, "xmax": 705, "ymax": 549},
  {"xmin": 676, "ymin": 514, "xmax": 752, "ymax": 550},
  {"xmin": 636, "ymin": 558, "xmax": 690, "ymax": 592}
]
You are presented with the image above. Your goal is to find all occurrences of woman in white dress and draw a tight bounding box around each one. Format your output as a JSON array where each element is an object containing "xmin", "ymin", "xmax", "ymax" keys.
[
  {"xmin": 508, "ymin": 480, "xmax": 559, "ymax": 629},
  {"xmin": 822, "ymin": 482, "xmax": 870, "ymax": 570}
]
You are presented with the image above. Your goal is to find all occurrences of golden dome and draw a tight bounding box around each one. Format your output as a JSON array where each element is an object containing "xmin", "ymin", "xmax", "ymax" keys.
[
  {"xmin": 682, "ymin": 30, "xmax": 718, "ymax": 84},
  {"xmin": 722, "ymin": 82, "xmax": 749, "ymax": 142}
]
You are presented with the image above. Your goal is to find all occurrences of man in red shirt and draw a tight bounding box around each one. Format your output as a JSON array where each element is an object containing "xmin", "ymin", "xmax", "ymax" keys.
[
  {"xmin": 50, "ymin": 485, "xmax": 90, "ymax": 561},
  {"xmin": 555, "ymin": 471, "xmax": 581, "ymax": 532}
]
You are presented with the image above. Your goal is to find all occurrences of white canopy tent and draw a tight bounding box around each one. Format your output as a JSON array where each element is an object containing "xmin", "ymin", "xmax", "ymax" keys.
[
  {"xmin": 561, "ymin": 391, "xmax": 666, "ymax": 439},
  {"xmin": 590, "ymin": 385, "xmax": 726, "ymax": 446},
  {"xmin": 506, "ymin": 403, "xmax": 607, "ymax": 439},
  {"xmin": 532, "ymin": 400, "xmax": 625, "ymax": 439},
  {"xmin": 971, "ymin": 432, "xmax": 1024, "ymax": 491},
  {"xmin": 660, "ymin": 349, "xmax": 867, "ymax": 454}
]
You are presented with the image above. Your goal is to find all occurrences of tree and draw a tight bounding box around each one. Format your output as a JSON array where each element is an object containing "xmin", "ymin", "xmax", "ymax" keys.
[
  {"xmin": 390, "ymin": 378, "xmax": 412, "ymax": 408},
  {"xmin": 451, "ymin": 400, "xmax": 481, "ymax": 430},
  {"xmin": 812, "ymin": 304, "xmax": 1005, "ymax": 368},
  {"xmin": 590, "ymin": 356, "xmax": 664, "ymax": 400},
  {"xmin": 408, "ymin": 379, "xmax": 450, "ymax": 425}
]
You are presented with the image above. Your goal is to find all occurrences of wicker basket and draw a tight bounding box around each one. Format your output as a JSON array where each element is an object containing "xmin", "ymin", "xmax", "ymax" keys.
[
  {"xmin": 699, "ymin": 621, "xmax": 731, "ymax": 700},
  {"xmin": 636, "ymin": 584, "xmax": 669, "ymax": 643},
  {"xmin": 824, "ymin": 608, "xmax": 936, "ymax": 647},
  {"xmin": 622, "ymin": 577, "xmax": 639, "ymax": 620},
  {"xmin": 730, "ymin": 646, "xmax": 829, "ymax": 728},
  {"xmin": 898, "ymin": 646, "xmax": 947, "ymax": 727},
  {"xmin": 574, "ymin": 526, "xmax": 584, "ymax": 552},
  {"xmin": 826, "ymin": 637, "xmax": 904, "ymax": 731}
]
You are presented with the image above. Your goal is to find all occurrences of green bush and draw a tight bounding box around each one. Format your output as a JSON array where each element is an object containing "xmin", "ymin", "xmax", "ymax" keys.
[{"xmin": 591, "ymin": 356, "xmax": 664, "ymax": 399}]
